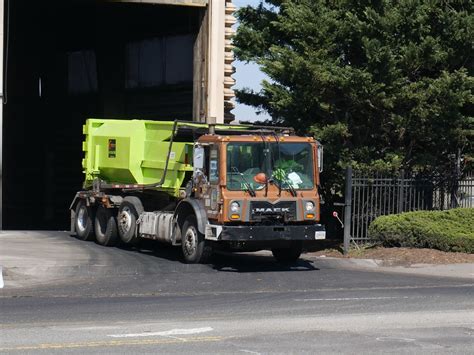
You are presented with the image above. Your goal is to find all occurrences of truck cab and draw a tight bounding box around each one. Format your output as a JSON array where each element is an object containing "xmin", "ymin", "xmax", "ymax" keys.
[{"xmin": 179, "ymin": 131, "xmax": 325, "ymax": 262}]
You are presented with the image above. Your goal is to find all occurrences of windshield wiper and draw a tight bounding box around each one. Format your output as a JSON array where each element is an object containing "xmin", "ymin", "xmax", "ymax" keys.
[
  {"xmin": 271, "ymin": 133, "xmax": 297, "ymax": 197},
  {"xmin": 231, "ymin": 167, "xmax": 256, "ymax": 197},
  {"xmin": 280, "ymin": 175, "xmax": 297, "ymax": 197}
]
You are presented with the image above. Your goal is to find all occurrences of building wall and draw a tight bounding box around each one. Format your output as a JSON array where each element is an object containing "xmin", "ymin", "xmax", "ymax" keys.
[{"xmin": 0, "ymin": 0, "xmax": 236, "ymax": 229}]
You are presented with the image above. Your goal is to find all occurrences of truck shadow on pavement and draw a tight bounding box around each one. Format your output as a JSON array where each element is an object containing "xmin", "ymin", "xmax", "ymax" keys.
[
  {"xmin": 211, "ymin": 252, "xmax": 319, "ymax": 273},
  {"xmin": 128, "ymin": 240, "xmax": 319, "ymax": 273}
]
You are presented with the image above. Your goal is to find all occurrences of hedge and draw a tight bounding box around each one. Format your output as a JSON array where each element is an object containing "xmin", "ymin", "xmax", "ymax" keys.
[{"xmin": 368, "ymin": 208, "xmax": 474, "ymax": 253}]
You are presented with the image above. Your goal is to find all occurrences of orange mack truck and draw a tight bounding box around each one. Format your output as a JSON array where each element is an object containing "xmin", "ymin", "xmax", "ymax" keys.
[{"xmin": 70, "ymin": 119, "xmax": 325, "ymax": 263}]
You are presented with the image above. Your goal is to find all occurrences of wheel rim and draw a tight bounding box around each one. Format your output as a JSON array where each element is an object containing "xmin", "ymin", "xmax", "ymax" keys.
[
  {"xmin": 183, "ymin": 225, "xmax": 198, "ymax": 257},
  {"xmin": 118, "ymin": 206, "xmax": 133, "ymax": 236},
  {"xmin": 77, "ymin": 206, "xmax": 87, "ymax": 233}
]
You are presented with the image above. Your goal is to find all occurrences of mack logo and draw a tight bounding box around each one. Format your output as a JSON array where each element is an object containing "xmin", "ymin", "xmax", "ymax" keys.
[
  {"xmin": 253, "ymin": 207, "xmax": 291, "ymax": 213},
  {"xmin": 250, "ymin": 201, "xmax": 296, "ymax": 220}
]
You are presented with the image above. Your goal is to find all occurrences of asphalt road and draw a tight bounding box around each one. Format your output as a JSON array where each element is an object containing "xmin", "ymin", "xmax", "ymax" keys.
[{"xmin": 1, "ymin": 232, "xmax": 473, "ymax": 354}]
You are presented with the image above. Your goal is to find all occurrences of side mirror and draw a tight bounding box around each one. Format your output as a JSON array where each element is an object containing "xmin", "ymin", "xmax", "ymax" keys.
[
  {"xmin": 193, "ymin": 145, "xmax": 205, "ymax": 170},
  {"xmin": 317, "ymin": 143, "xmax": 324, "ymax": 173}
]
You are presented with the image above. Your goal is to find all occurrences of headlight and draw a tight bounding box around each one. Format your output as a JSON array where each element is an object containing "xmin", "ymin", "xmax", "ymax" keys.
[
  {"xmin": 305, "ymin": 201, "xmax": 315, "ymax": 211},
  {"xmin": 230, "ymin": 201, "xmax": 240, "ymax": 212}
]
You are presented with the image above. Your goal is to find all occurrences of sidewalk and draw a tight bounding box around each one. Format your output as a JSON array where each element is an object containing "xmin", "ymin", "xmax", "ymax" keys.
[{"xmin": 0, "ymin": 231, "xmax": 97, "ymax": 289}]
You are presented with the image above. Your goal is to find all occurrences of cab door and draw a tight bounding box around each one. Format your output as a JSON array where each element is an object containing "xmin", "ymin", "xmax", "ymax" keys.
[{"xmin": 206, "ymin": 144, "xmax": 221, "ymax": 221}]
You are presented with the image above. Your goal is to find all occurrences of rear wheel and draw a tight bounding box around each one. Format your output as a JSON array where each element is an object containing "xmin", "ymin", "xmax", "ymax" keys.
[
  {"xmin": 272, "ymin": 242, "xmax": 303, "ymax": 263},
  {"xmin": 94, "ymin": 206, "xmax": 119, "ymax": 246},
  {"xmin": 75, "ymin": 200, "xmax": 95, "ymax": 241},
  {"xmin": 181, "ymin": 215, "xmax": 212, "ymax": 264},
  {"xmin": 117, "ymin": 199, "xmax": 142, "ymax": 245}
]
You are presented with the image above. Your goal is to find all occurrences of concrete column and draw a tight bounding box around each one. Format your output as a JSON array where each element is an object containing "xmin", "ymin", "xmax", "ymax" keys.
[
  {"xmin": 0, "ymin": 0, "xmax": 4, "ymax": 229},
  {"xmin": 207, "ymin": 0, "xmax": 225, "ymax": 124},
  {"xmin": 193, "ymin": 8, "xmax": 208, "ymax": 122}
]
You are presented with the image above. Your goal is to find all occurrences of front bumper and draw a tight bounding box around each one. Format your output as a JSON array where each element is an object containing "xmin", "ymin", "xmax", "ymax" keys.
[{"xmin": 206, "ymin": 224, "xmax": 325, "ymax": 242}]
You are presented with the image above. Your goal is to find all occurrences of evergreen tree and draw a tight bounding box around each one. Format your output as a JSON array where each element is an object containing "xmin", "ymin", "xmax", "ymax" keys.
[{"xmin": 234, "ymin": 0, "xmax": 473, "ymax": 197}]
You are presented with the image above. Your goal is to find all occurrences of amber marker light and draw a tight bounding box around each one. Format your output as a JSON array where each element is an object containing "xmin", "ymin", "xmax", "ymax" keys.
[
  {"xmin": 306, "ymin": 213, "xmax": 315, "ymax": 219},
  {"xmin": 231, "ymin": 214, "xmax": 240, "ymax": 220}
]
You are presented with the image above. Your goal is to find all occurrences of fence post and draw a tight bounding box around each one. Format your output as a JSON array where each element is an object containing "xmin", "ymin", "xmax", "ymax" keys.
[
  {"xmin": 343, "ymin": 166, "xmax": 353, "ymax": 255},
  {"xmin": 451, "ymin": 148, "xmax": 461, "ymax": 209},
  {"xmin": 398, "ymin": 169, "xmax": 405, "ymax": 213}
]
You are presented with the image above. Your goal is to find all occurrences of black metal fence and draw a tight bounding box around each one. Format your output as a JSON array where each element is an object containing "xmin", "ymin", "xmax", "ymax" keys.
[{"xmin": 347, "ymin": 169, "xmax": 474, "ymax": 244}]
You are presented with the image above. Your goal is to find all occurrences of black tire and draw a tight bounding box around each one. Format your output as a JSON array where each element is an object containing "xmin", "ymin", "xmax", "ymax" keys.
[
  {"xmin": 94, "ymin": 206, "xmax": 119, "ymax": 247},
  {"xmin": 272, "ymin": 242, "xmax": 303, "ymax": 263},
  {"xmin": 74, "ymin": 200, "xmax": 95, "ymax": 241},
  {"xmin": 181, "ymin": 215, "xmax": 212, "ymax": 264},
  {"xmin": 117, "ymin": 197, "xmax": 143, "ymax": 245}
]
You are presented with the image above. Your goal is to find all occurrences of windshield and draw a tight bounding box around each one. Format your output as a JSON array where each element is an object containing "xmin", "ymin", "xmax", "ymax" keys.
[{"xmin": 226, "ymin": 142, "xmax": 314, "ymax": 191}]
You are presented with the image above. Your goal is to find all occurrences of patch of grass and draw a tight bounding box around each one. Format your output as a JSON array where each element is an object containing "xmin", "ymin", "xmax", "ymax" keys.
[
  {"xmin": 368, "ymin": 208, "xmax": 474, "ymax": 253},
  {"xmin": 346, "ymin": 244, "xmax": 378, "ymax": 257}
]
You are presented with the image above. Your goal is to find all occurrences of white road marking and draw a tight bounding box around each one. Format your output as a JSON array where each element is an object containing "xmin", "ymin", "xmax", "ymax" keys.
[
  {"xmin": 67, "ymin": 326, "xmax": 123, "ymax": 331},
  {"xmin": 294, "ymin": 296, "xmax": 410, "ymax": 301},
  {"xmin": 376, "ymin": 337, "xmax": 445, "ymax": 349},
  {"xmin": 108, "ymin": 327, "xmax": 213, "ymax": 338},
  {"xmin": 0, "ymin": 266, "xmax": 4, "ymax": 289},
  {"xmin": 239, "ymin": 350, "xmax": 261, "ymax": 355},
  {"xmin": 376, "ymin": 337, "xmax": 416, "ymax": 342}
]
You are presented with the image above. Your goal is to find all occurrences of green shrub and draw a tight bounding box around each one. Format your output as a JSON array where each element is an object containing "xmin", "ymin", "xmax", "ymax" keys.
[{"xmin": 368, "ymin": 208, "xmax": 474, "ymax": 253}]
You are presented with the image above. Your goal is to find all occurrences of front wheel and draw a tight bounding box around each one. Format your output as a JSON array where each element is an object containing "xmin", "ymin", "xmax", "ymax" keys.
[
  {"xmin": 272, "ymin": 242, "xmax": 303, "ymax": 263},
  {"xmin": 117, "ymin": 199, "xmax": 142, "ymax": 245},
  {"xmin": 181, "ymin": 215, "xmax": 212, "ymax": 264}
]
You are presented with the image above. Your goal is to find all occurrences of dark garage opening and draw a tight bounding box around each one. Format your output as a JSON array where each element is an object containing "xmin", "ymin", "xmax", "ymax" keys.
[{"xmin": 3, "ymin": 0, "xmax": 202, "ymax": 229}]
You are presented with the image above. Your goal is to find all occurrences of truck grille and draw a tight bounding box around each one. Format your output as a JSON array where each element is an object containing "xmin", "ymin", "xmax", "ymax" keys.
[{"xmin": 250, "ymin": 201, "xmax": 296, "ymax": 221}]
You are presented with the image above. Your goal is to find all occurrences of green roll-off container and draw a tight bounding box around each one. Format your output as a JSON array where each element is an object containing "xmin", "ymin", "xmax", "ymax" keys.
[{"xmin": 82, "ymin": 119, "xmax": 196, "ymax": 197}]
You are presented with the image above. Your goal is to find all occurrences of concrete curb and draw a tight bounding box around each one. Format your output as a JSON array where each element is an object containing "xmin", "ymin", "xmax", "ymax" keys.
[
  {"xmin": 308, "ymin": 256, "xmax": 380, "ymax": 269},
  {"xmin": 249, "ymin": 250, "xmax": 473, "ymax": 280},
  {"xmin": 306, "ymin": 255, "xmax": 474, "ymax": 280}
]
